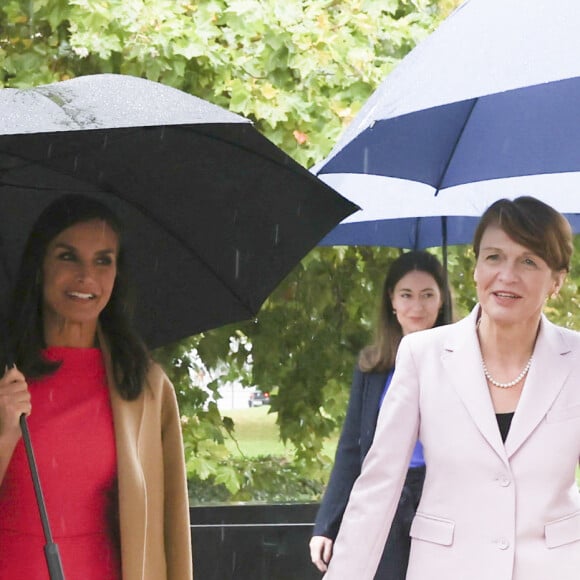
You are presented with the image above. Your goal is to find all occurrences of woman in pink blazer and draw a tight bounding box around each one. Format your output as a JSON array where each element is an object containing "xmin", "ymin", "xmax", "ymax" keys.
[{"xmin": 325, "ymin": 196, "xmax": 580, "ymax": 580}]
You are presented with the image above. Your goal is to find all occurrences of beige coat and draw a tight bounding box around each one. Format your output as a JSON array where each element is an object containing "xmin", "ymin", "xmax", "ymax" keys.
[
  {"xmin": 102, "ymin": 340, "xmax": 193, "ymax": 580},
  {"xmin": 325, "ymin": 307, "xmax": 580, "ymax": 580}
]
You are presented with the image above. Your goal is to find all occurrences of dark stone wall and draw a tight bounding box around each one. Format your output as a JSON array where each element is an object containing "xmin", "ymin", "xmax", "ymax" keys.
[{"xmin": 190, "ymin": 503, "xmax": 322, "ymax": 579}]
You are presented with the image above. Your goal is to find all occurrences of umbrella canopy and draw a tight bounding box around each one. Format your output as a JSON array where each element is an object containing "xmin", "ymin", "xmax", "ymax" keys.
[
  {"xmin": 0, "ymin": 74, "xmax": 357, "ymax": 348},
  {"xmin": 314, "ymin": 0, "xmax": 580, "ymax": 249}
]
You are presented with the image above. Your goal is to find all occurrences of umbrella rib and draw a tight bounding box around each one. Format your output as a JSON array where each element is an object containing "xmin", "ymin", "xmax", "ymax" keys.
[
  {"xmin": 173, "ymin": 124, "xmax": 320, "ymax": 181},
  {"xmin": 100, "ymin": 190, "xmax": 261, "ymax": 320},
  {"xmin": 434, "ymin": 98, "xmax": 479, "ymax": 194}
]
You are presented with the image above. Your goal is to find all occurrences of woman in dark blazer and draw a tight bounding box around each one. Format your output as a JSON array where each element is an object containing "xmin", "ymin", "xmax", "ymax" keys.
[{"xmin": 310, "ymin": 250, "xmax": 451, "ymax": 579}]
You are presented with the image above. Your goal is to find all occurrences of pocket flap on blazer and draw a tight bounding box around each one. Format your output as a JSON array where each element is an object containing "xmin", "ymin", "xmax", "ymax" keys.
[
  {"xmin": 545, "ymin": 511, "xmax": 580, "ymax": 548},
  {"xmin": 410, "ymin": 513, "xmax": 455, "ymax": 546}
]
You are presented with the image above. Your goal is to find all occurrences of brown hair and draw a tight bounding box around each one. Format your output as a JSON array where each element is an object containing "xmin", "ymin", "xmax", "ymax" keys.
[
  {"xmin": 473, "ymin": 196, "xmax": 573, "ymax": 272},
  {"xmin": 358, "ymin": 250, "xmax": 451, "ymax": 373}
]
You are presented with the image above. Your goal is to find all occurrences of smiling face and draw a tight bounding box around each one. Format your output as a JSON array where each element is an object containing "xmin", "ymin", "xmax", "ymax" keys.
[
  {"xmin": 390, "ymin": 270, "xmax": 443, "ymax": 336},
  {"xmin": 474, "ymin": 225, "xmax": 565, "ymax": 327},
  {"xmin": 42, "ymin": 219, "xmax": 119, "ymax": 345}
]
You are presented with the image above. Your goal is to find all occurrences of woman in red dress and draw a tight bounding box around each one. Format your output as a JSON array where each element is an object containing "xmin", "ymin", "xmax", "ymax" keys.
[{"xmin": 0, "ymin": 195, "xmax": 192, "ymax": 579}]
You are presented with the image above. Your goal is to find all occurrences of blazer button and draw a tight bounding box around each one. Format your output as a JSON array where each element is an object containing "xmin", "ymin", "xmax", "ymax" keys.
[
  {"xmin": 497, "ymin": 475, "xmax": 511, "ymax": 487},
  {"xmin": 496, "ymin": 538, "xmax": 510, "ymax": 550}
]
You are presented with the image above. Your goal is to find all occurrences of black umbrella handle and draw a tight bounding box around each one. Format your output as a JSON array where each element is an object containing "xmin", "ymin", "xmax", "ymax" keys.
[{"xmin": 19, "ymin": 414, "xmax": 66, "ymax": 580}]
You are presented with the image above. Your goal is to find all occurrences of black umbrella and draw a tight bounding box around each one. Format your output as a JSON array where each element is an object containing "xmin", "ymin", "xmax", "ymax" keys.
[
  {"xmin": 0, "ymin": 73, "xmax": 357, "ymax": 348},
  {"xmin": 0, "ymin": 74, "xmax": 357, "ymax": 579}
]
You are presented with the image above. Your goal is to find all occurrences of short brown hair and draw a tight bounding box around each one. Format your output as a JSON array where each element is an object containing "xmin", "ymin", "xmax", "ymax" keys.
[{"xmin": 473, "ymin": 196, "xmax": 573, "ymax": 272}]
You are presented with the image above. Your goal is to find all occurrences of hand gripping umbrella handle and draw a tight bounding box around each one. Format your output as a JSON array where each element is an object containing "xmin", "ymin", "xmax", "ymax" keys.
[{"xmin": 19, "ymin": 414, "xmax": 66, "ymax": 580}]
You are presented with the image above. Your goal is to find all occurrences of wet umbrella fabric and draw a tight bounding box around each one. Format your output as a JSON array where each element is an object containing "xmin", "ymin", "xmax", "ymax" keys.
[
  {"xmin": 0, "ymin": 74, "xmax": 357, "ymax": 348},
  {"xmin": 314, "ymin": 0, "xmax": 580, "ymax": 249}
]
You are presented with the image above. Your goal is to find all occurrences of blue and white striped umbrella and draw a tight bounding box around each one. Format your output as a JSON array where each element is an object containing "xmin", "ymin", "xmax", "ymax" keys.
[{"xmin": 314, "ymin": 0, "xmax": 580, "ymax": 249}]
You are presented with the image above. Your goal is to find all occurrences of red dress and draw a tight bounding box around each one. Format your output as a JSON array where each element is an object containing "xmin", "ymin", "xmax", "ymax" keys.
[{"xmin": 0, "ymin": 347, "xmax": 122, "ymax": 579}]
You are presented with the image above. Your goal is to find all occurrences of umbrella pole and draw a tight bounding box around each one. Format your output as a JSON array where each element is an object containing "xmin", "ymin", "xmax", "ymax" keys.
[
  {"xmin": 441, "ymin": 217, "xmax": 451, "ymax": 323},
  {"xmin": 19, "ymin": 414, "xmax": 66, "ymax": 580}
]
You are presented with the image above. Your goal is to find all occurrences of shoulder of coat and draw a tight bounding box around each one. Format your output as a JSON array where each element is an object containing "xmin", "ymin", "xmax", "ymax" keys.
[{"xmin": 143, "ymin": 361, "xmax": 172, "ymax": 395}]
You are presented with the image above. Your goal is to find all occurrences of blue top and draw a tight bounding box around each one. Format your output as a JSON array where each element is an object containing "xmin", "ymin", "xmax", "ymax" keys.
[{"xmin": 380, "ymin": 369, "xmax": 425, "ymax": 468}]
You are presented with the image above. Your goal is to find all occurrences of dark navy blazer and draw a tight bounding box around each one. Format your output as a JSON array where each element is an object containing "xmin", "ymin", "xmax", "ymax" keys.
[{"xmin": 313, "ymin": 367, "xmax": 388, "ymax": 539}]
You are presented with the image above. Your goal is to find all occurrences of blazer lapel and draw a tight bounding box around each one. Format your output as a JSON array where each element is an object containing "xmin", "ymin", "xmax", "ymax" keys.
[
  {"xmin": 99, "ymin": 328, "xmax": 147, "ymax": 580},
  {"xmin": 442, "ymin": 307, "xmax": 508, "ymax": 463},
  {"xmin": 505, "ymin": 316, "xmax": 575, "ymax": 458}
]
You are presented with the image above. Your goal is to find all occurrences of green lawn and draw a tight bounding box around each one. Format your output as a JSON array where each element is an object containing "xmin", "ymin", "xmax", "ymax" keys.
[
  {"xmin": 224, "ymin": 406, "xmax": 291, "ymax": 457},
  {"xmin": 223, "ymin": 405, "xmax": 339, "ymax": 459}
]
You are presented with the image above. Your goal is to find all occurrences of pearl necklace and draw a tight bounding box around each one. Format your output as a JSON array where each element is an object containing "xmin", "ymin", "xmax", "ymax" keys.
[{"xmin": 481, "ymin": 356, "xmax": 533, "ymax": 388}]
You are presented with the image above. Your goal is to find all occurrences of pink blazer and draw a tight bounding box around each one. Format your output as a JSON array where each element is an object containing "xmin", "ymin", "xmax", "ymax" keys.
[{"xmin": 325, "ymin": 307, "xmax": 580, "ymax": 580}]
